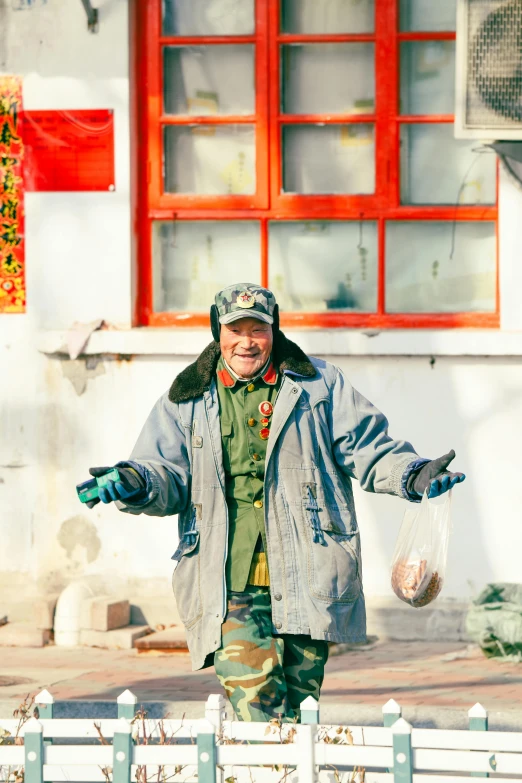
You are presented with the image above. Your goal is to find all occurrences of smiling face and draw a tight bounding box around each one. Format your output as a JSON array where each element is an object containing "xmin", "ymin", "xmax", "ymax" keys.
[{"xmin": 220, "ymin": 317, "xmax": 273, "ymax": 379}]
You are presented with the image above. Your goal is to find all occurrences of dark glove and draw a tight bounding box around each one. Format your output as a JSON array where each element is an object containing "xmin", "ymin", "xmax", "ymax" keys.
[
  {"xmin": 407, "ymin": 450, "xmax": 466, "ymax": 499},
  {"xmin": 85, "ymin": 466, "xmax": 147, "ymax": 508}
]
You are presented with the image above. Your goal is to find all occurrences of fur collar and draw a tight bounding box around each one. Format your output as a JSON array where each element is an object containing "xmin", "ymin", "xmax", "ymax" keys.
[{"xmin": 169, "ymin": 331, "xmax": 316, "ymax": 404}]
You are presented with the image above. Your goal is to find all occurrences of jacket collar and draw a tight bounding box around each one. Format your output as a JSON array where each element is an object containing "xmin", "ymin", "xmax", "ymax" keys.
[
  {"xmin": 217, "ymin": 358, "xmax": 278, "ymax": 389},
  {"xmin": 169, "ymin": 331, "xmax": 316, "ymax": 404}
]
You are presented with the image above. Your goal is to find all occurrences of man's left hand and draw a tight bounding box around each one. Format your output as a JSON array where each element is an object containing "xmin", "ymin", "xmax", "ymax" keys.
[{"xmin": 408, "ymin": 450, "xmax": 466, "ymax": 498}]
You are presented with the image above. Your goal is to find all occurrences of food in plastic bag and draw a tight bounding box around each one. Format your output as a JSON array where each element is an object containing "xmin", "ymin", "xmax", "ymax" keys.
[{"xmin": 391, "ymin": 490, "xmax": 452, "ymax": 608}]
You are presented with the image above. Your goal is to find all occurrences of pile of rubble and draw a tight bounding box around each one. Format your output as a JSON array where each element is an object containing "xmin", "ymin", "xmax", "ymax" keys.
[{"xmin": 0, "ymin": 595, "xmax": 188, "ymax": 652}]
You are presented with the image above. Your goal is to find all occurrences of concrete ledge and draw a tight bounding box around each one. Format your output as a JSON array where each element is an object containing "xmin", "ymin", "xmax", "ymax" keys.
[
  {"xmin": 80, "ymin": 625, "xmax": 151, "ymax": 650},
  {"xmin": 365, "ymin": 597, "xmax": 469, "ymax": 642},
  {"xmin": 135, "ymin": 626, "xmax": 187, "ymax": 652},
  {"xmin": 1, "ymin": 593, "xmax": 470, "ymax": 644},
  {"xmin": 36, "ymin": 327, "xmax": 522, "ymax": 358}
]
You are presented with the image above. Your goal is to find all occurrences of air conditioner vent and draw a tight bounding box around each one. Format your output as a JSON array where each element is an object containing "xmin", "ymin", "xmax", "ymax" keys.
[{"xmin": 456, "ymin": 0, "xmax": 522, "ymax": 139}]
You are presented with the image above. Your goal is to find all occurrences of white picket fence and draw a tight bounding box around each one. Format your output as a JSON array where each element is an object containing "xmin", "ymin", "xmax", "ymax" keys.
[{"xmin": 1, "ymin": 689, "xmax": 522, "ymax": 783}]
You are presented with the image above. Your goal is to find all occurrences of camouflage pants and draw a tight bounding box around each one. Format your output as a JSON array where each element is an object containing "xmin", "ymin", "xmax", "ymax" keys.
[{"xmin": 214, "ymin": 586, "xmax": 329, "ymax": 722}]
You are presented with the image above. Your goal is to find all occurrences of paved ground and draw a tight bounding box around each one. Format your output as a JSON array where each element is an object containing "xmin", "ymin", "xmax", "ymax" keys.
[{"xmin": 1, "ymin": 640, "xmax": 521, "ymax": 728}]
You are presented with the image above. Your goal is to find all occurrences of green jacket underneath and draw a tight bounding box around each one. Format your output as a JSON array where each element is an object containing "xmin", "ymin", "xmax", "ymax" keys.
[{"xmin": 216, "ymin": 356, "xmax": 281, "ymax": 591}]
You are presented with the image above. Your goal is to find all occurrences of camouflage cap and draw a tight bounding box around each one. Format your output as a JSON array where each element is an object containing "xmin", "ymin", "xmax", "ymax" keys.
[{"xmin": 215, "ymin": 283, "xmax": 276, "ymax": 325}]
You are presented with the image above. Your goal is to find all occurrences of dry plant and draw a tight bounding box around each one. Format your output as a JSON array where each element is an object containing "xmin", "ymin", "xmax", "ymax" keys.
[
  {"xmin": 319, "ymin": 724, "xmax": 365, "ymax": 783},
  {"xmin": 0, "ymin": 694, "xmax": 39, "ymax": 783},
  {"xmin": 95, "ymin": 706, "xmax": 192, "ymax": 783},
  {"xmin": 246, "ymin": 717, "xmax": 364, "ymax": 783}
]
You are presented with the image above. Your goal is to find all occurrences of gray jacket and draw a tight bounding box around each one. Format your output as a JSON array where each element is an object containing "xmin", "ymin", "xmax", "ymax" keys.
[{"xmin": 119, "ymin": 335, "xmax": 422, "ymax": 670}]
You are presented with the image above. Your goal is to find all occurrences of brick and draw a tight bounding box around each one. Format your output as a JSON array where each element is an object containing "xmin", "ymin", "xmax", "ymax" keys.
[
  {"xmin": 32, "ymin": 594, "xmax": 60, "ymax": 630},
  {"xmin": 81, "ymin": 596, "xmax": 131, "ymax": 632},
  {"xmin": 0, "ymin": 622, "xmax": 50, "ymax": 647},
  {"xmin": 80, "ymin": 624, "xmax": 151, "ymax": 650},
  {"xmin": 135, "ymin": 626, "xmax": 187, "ymax": 651}
]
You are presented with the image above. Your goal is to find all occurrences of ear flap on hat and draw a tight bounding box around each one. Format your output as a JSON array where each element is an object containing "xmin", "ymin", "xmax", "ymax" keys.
[
  {"xmin": 210, "ymin": 304, "xmax": 221, "ymax": 342},
  {"xmin": 272, "ymin": 304, "xmax": 280, "ymax": 335}
]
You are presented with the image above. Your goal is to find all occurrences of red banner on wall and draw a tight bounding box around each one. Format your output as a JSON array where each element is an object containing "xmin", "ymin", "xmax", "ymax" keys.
[
  {"xmin": 0, "ymin": 75, "xmax": 25, "ymax": 314},
  {"xmin": 23, "ymin": 110, "xmax": 115, "ymax": 192}
]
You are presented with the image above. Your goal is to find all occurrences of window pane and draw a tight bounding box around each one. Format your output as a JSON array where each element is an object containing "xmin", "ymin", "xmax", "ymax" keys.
[
  {"xmin": 400, "ymin": 0, "xmax": 456, "ymax": 31},
  {"xmin": 400, "ymin": 42, "xmax": 455, "ymax": 115},
  {"xmin": 281, "ymin": 0, "xmax": 374, "ymax": 33},
  {"xmin": 162, "ymin": 0, "xmax": 255, "ymax": 35},
  {"xmin": 164, "ymin": 125, "xmax": 256, "ymax": 194},
  {"xmin": 400, "ymin": 124, "xmax": 497, "ymax": 205},
  {"xmin": 282, "ymin": 44, "xmax": 375, "ymax": 115},
  {"xmin": 152, "ymin": 221, "xmax": 260, "ymax": 312},
  {"xmin": 282, "ymin": 125, "xmax": 375, "ymax": 194},
  {"xmin": 164, "ymin": 46, "xmax": 255, "ymax": 116},
  {"xmin": 386, "ymin": 222, "xmax": 496, "ymax": 313},
  {"xmin": 269, "ymin": 221, "xmax": 378, "ymax": 312}
]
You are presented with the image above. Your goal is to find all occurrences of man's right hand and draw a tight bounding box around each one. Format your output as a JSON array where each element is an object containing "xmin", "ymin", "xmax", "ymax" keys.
[{"xmin": 84, "ymin": 466, "xmax": 146, "ymax": 508}]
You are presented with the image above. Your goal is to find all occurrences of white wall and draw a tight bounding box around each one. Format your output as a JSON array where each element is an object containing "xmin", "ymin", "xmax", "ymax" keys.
[
  {"xmin": 1, "ymin": 0, "xmax": 522, "ymax": 626},
  {"xmin": 0, "ymin": 0, "xmax": 133, "ymax": 604}
]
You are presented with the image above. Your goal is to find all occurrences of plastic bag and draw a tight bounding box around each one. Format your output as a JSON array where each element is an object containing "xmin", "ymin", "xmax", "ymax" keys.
[{"xmin": 391, "ymin": 490, "xmax": 452, "ymax": 608}]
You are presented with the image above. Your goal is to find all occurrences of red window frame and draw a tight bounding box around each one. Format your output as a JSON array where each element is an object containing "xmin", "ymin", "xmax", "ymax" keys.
[{"xmin": 133, "ymin": 0, "xmax": 499, "ymax": 329}]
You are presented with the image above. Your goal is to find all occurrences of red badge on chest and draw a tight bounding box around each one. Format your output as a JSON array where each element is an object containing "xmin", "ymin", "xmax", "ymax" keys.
[{"xmin": 258, "ymin": 401, "xmax": 273, "ymax": 417}]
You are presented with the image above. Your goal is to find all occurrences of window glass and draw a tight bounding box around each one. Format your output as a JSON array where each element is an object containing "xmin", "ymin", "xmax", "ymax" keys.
[
  {"xmin": 269, "ymin": 221, "xmax": 378, "ymax": 312},
  {"xmin": 164, "ymin": 125, "xmax": 256, "ymax": 194},
  {"xmin": 400, "ymin": 41, "xmax": 455, "ymax": 115},
  {"xmin": 400, "ymin": 0, "xmax": 456, "ymax": 31},
  {"xmin": 386, "ymin": 222, "xmax": 496, "ymax": 313},
  {"xmin": 282, "ymin": 44, "xmax": 375, "ymax": 115},
  {"xmin": 282, "ymin": 125, "xmax": 375, "ymax": 194},
  {"xmin": 281, "ymin": 0, "xmax": 374, "ymax": 34},
  {"xmin": 164, "ymin": 46, "xmax": 255, "ymax": 116},
  {"xmin": 401, "ymin": 124, "xmax": 497, "ymax": 205},
  {"xmin": 152, "ymin": 221, "xmax": 260, "ymax": 312},
  {"xmin": 162, "ymin": 0, "xmax": 255, "ymax": 35}
]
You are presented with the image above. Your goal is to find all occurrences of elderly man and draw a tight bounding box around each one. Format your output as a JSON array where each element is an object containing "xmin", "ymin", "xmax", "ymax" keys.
[{"xmin": 81, "ymin": 283, "xmax": 464, "ymax": 722}]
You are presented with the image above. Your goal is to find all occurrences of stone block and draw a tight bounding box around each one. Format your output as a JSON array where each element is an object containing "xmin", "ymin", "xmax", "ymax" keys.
[
  {"xmin": 130, "ymin": 599, "xmax": 181, "ymax": 628},
  {"xmin": 135, "ymin": 626, "xmax": 187, "ymax": 652},
  {"xmin": 32, "ymin": 595, "xmax": 60, "ymax": 630},
  {"xmin": 80, "ymin": 624, "xmax": 151, "ymax": 650},
  {"xmin": 81, "ymin": 596, "xmax": 131, "ymax": 632},
  {"xmin": 0, "ymin": 623, "xmax": 50, "ymax": 647}
]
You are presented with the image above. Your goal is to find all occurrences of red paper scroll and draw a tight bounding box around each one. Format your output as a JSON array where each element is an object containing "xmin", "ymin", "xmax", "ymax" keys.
[
  {"xmin": 23, "ymin": 110, "xmax": 115, "ymax": 192},
  {"xmin": 0, "ymin": 76, "xmax": 25, "ymax": 314}
]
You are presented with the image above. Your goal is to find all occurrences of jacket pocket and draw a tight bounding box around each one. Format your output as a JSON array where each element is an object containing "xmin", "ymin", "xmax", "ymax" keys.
[
  {"xmin": 171, "ymin": 508, "xmax": 203, "ymax": 629},
  {"xmin": 302, "ymin": 483, "xmax": 361, "ymax": 604},
  {"xmin": 171, "ymin": 529, "xmax": 199, "ymax": 562}
]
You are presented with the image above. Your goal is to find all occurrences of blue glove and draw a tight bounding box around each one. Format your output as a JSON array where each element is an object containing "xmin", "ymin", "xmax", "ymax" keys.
[
  {"xmin": 407, "ymin": 450, "xmax": 465, "ymax": 499},
  {"xmin": 86, "ymin": 466, "xmax": 146, "ymax": 507}
]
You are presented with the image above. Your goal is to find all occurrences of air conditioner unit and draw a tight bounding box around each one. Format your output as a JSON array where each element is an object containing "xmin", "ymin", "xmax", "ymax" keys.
[{"xmin": 455, "ymin": 0, "xmax": 522, "ymax": 139}]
